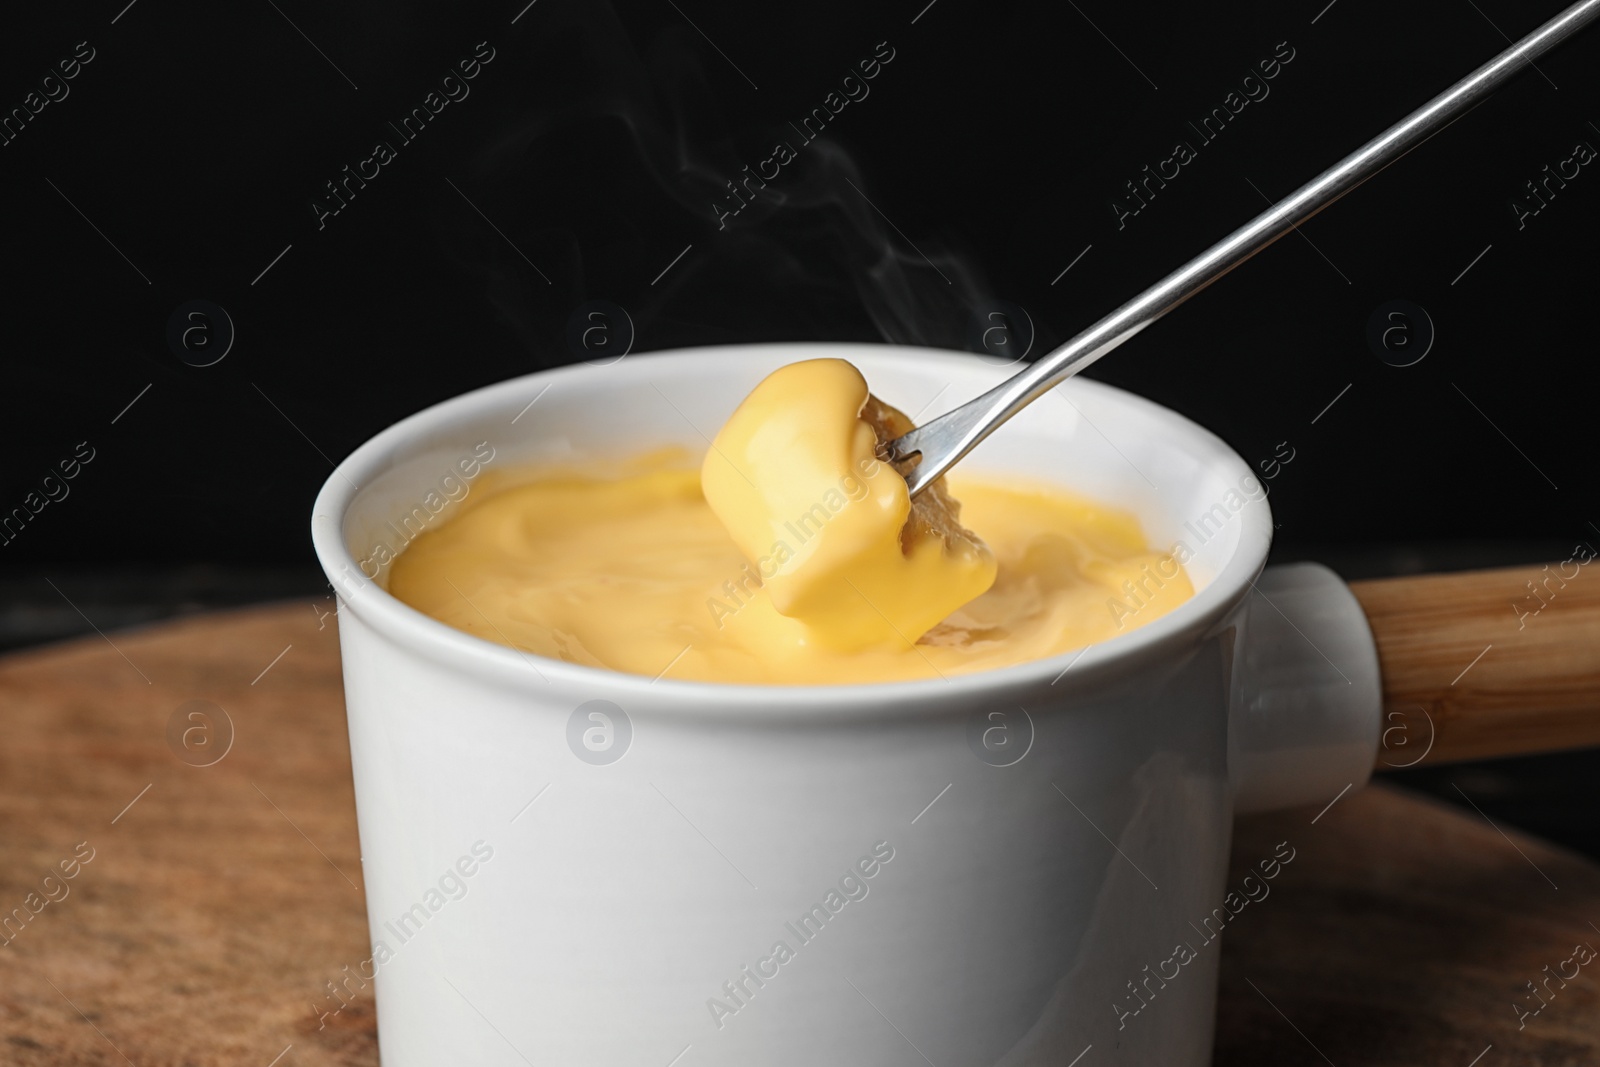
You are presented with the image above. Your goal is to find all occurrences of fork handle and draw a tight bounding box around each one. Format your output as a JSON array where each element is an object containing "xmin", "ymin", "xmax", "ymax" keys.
[{"xmin": 891, "ymin": 0, "xmax": 1600, "ymax": 496}]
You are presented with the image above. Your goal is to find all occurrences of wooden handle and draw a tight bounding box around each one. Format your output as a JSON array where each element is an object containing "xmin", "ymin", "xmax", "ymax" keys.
[{"xmin": 1349, "ymin": 563, "xmax": 1600, "ymax": 769}]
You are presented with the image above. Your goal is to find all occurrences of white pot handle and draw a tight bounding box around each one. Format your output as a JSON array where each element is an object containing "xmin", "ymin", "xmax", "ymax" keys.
[{"xmin": 1230, "ymin": 562, "xmax": 1383, "ymax": 813}]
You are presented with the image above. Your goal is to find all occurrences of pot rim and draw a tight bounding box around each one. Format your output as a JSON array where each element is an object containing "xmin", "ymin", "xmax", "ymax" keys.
[{"xmin": 311, "ymin": 342, "xmax": 1272, "ymax": 716}]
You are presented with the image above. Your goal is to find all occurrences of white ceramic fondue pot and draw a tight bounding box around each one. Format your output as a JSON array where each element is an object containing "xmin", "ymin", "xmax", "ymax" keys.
[{"xmin": 311, "ymin": 343, "xmax": 1381, "ymax": 1066}]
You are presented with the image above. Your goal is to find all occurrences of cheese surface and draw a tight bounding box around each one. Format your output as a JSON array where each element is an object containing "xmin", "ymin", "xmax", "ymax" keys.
[{"xmin": 387, "ymin": 426, "xmax": 1192, "ymax": 685}]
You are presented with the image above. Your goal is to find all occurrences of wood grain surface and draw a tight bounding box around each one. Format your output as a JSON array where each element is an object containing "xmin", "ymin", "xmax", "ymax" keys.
[
  {"xmin": 1351, "ymin": 563, "xmax": 1600, "ymax": 768},
  {"xmin": 1, "ymin": 602, "xmax": 1597, "ymax": 1065}
]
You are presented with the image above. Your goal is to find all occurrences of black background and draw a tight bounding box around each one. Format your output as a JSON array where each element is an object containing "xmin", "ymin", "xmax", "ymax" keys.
[{"xmin": 2, "ymin": 3, "xmax": 1596, "ymax": 841}]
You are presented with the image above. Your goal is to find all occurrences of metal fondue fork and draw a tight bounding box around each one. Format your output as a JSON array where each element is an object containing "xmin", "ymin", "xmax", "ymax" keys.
[{"xmin": 887, "ymin": 0, "xmax": 1600, "ymax": 497}]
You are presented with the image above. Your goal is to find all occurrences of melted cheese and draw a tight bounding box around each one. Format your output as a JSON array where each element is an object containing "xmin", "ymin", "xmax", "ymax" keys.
[
  {"xmin": 699, "ymin": 358, "xmax": 997, "ymax": 651},
  {"xmin": 387, "ymin": 359, "xmax": 1192, "ymax": 685}
]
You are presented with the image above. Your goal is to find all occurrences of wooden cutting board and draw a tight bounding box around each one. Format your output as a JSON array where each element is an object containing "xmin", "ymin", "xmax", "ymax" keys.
[{"xmin": 1, "ymin": 603, "xmax": 1596, "ymax": 1065}]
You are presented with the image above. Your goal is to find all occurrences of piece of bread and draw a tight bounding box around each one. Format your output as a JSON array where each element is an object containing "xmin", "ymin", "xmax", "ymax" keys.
[{"xmin": 859, "ymin": 392, "xmax": 987, "ymax": 559}]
